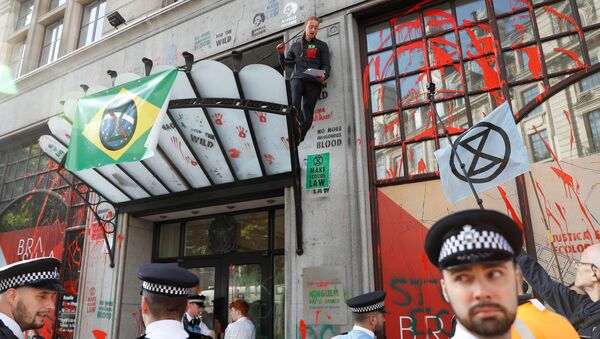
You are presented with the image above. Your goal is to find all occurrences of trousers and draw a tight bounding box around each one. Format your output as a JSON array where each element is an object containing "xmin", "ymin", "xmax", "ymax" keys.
[{"xmin": 290, "ymin": 77, "xmax": 322, "ymax": 141}]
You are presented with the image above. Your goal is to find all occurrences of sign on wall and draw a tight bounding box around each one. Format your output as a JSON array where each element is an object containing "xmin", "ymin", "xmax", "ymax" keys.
[
  {"xmin": 306, "ymin": 153, "xmax": 330, "ymax": 190},
  {"xmin": 302, "ymin": 266, "xmax": 347, "ymax": 325}
]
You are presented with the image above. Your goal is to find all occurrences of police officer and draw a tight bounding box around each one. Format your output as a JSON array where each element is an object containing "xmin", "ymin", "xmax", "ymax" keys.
[
  {"xmin": 183, "ymin": 295, "xmax": 214, "ymax": 339},
  {"xmin": 277, "ymin": 16, "xmax": 331, "ymax": 143},
  {"xmin": 333, "ymin": 291, "xmax": 387, "ymax": 338},
  {"xmin": 0, "ymin": 257, "xmax": 63, "ymax": 339},
  {"xmin": 136, "ymin": 263, "xmax": 199, "ymax": 339},
  {"xmin": 424, "ymin": 209, "xmax": 532, "ymax": 339}
]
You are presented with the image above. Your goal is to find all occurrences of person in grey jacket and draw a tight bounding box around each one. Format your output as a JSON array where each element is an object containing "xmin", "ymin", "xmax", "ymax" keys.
[
  {"xmin": 277, "ymin": 16, "xmax": 330, "ymax": 142},
  {"xmin": 517, "ymin": 244, "xmax": 600, "ymax": 338}
]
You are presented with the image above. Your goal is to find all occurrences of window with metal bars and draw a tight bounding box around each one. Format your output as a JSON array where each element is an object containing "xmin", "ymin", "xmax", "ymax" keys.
[{"xmin": 361, "ymin": 0, "xmax": 600, "ymax": 184}]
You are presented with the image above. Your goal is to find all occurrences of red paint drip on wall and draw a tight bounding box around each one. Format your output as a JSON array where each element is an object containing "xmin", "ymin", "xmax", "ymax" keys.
[
  {"xmin": 299, "ymin": 319, "xmax": 307, "ymax": 339},
  {"xmin": 562, "ymin": 110, "xmax": 574, "ymax": 151},
  {"xmin": 497, "ymin": 186, "xmax": 524, "ymax": 230},
  {"xmin": 92, "ymin": 329, "xmax": 107, "ymax": 339}
]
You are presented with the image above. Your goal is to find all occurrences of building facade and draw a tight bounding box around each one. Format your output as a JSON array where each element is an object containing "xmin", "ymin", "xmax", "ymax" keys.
[{"xmin": 0, "ymin": 0, "xmax": 599, "ymax": 338}]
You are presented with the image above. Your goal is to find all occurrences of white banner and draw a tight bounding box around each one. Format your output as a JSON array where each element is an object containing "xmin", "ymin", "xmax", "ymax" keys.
[{"xmin": 434, "ymin": 102, "xmax": 531, "ymax": 204}]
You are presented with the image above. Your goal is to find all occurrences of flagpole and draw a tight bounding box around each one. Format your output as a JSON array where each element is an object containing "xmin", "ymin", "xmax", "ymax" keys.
[
  {"xmin": 427, "ymin": 82, "xmax": 484, "ymax": 210},
  {"xmin": 527, "ymin": 171, "xmax": 565, "ymax": 284}
]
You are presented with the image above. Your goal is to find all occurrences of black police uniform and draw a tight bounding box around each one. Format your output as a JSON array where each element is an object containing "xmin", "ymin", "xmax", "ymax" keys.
[
  {"xmin": 0, "ymin": 319, "xmax": 20, "ymax": 339},
  {"xmin": 136, "ymin": 263, "xmax": 199, "ymax": 339},
  {"xmin": 280, "ymin": 34, "xmax": 331, "ymax": 141},
  {"xmin": 518, "ymin": 251, "xmax": 600, "ymax": 339}
]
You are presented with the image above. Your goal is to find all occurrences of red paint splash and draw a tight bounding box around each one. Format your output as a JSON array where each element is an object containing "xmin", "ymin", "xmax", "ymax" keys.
[
  {"xmin": 392, "ymin": 14, "xmax": 422, "ymax": 42},
  {"xmin": 521, "ymin": 46, "xmax": 542, "ymax": 79},
  {"xmin": 474, "ymin": 56, "xmax": 500, "ymax": 90},
  {"xmin": 562, "ymin": 110, "xmax": 574, "ymax": 151},
  {"xmin": 429, "ymin": 36, "xmax": 458, "ymax": 67},
  {"xmin": 424, "ymin": 9, "xmax": 455, "ymax": 30},
  {"xmin": 542, "ymin": 6, "xmax": 578, "ymax": 32},
  {"xmin": 497, "ymin": 186, "xmax": 524, "ymax": 230},
  {"xmin": 92, "ymin": 329, "xmax": 108, "ymax": 339},
  {"xmin": 228, "ymin": 148, "xmax": 240, "ymax": 158},
  {"xmin": 299, "ymin": 319, "xmax": 307, "ymax": 339},
  {"xmin": 464, "ymin": 24, "xmax": 494, "ymax": 58},
  {"xmin": 417, "ymin": 158, "xmax": 426, "ymax": 174},
  {"xmin": 117, "ymin": 234, "xmax": 125, "ymax": 241},
  {"xmin": 554, "ymin": 48, "xmax": 584, "ymax": 68},
  {"xmin": 532, "ymin": 126, "xmax": 598, "ymax": 232}
]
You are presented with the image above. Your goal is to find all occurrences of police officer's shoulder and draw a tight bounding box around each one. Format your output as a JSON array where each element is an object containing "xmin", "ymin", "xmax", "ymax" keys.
[
  {"xmin": 424, "ymin": 209, "xmax": 523, "ymax": 269},
  {"xmin": 0, "ymin": 257, "xmax": 63, "ymax": 293}
]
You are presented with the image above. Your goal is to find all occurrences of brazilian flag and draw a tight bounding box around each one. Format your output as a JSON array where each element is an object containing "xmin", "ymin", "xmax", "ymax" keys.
[{"xmin": 65, "ymin": 68, "xmax": 177, "ymax": 171}]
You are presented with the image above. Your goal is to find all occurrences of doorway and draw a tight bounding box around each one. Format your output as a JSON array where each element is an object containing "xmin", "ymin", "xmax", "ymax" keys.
[{"xmin": 154, "ymin": 207, "xmax": 285, "ymax": 339}]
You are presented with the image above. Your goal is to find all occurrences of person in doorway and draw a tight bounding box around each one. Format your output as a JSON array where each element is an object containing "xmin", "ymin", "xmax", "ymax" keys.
[
  {"xmin": 223, "ymin": 299, "xmax": 255, "ymax": 339},
  {"xmin": 136, "ymin": 263, "xmax": 199, "ymax": 339},
  {"xmin": 0, "ymin": 257, "xmax": 63, "ymax": 339},
  {"xmin": 424, "ymin": 209, "xmax": 531, "ymax": 339},
  {"xmin": 333, "ymin": 291, "xmax": 387, "ymax": 338},
  {"xmin": 183, "ymin": 295, "xmax": 215, "ymax": 339},
  {"xmin": 517, "ymin": 244, "xmax": 600, "ymax": 338},
  {"xmin": 277, "ymin": 16, "xmax": 330, "ymax": 143},
  {"xmin": 515, "ymin": 279, "xmax": 579, "ymax": 338}
]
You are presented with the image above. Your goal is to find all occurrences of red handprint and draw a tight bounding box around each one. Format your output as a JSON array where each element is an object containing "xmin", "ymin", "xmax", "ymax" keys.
[
  {"xmin": 236, "ymin": 125, "xmax": 247, "ymax": 138},
  {"xmin": 212, "ymin": 113, "xmax": 223, "ymax": 125},
  {"xmin": 254, "ymin": 111, "xmax": 267, "ymax": 123},
  {"xmin": 264, "ymin": 154, "xmax": 274, "ymax": 165}
]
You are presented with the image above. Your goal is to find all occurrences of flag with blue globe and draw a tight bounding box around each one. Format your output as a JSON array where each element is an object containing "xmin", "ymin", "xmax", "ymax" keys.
[{"xmin": 66, "ymin": 68, "xmax": 177, "ymax": 171}]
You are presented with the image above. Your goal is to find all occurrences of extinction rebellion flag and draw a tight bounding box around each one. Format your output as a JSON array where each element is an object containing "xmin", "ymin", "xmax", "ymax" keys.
[
  {"xmin": 65, "ymin": 68, "xmax": 177, "ymax": 171},
  {"xmin": 434, "ymin": 102, "xmax": 531, "ymax": 204}
]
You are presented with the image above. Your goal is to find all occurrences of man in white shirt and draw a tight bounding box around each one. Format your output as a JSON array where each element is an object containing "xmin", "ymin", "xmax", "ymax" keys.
[
  {"xmin": 333, "ymin": 291, "xmax": 388, "ymax": 338},
  {"xmin": 136, "ymin": 263, "xmax": 199, "ymax": 339},
  {"xmin": 224, "ymin": 299, "xmax": 255, "ymax": 339},
  {"xmin": 0, "ymin": 257, "xmax": 64, "ymax": 339}
]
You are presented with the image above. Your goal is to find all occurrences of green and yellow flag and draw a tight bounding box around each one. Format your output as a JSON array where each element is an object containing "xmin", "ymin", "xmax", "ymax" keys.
[{"xmin": 65, "ymin": 68, "xmax": 177, "ymax": 171}]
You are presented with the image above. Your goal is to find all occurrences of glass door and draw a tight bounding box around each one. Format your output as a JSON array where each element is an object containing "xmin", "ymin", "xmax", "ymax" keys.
[{"xmin": 185, "ymin": 255, "xmax": 272, "ymax": 339}]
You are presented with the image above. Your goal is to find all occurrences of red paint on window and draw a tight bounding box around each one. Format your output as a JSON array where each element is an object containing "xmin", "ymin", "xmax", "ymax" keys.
[
  {"xmin": 417, "ymin": 158, "xmax": 426, "ymax": 173},
  {"xmin": 424, "ymin": 9, "xmax": 456, "ymax": 30},
  {"xmin": 475, "ymin": 56, "xmax": 501, "ymax": 91},
  {"xmin": 464, "ymin": 24, "xmax": 494, "ymax": 58},
  {"xmin": 553, "ymin": 47, "xmax": 584, "ymax": 68},
  {"xmin": 396, "ymin": 41, "xmax": 427, "ymax": 73},
  {"xmin": 429, "ymin": 37, "xmax": 458, "ymax": 67},
  {"xmin": 522, "ymin": 46, "xmax": 542, "ymax": 79},
  {"xmin": 542, "ymin": 6, "xmax": 579, "ymax": 32},
  {"xmin": 497, "ymin": 186, "xmax": 524, "ymax": 230},
  {"xmin": 381, "ymin": 116, "xmax": 400, "ymax": 142}
]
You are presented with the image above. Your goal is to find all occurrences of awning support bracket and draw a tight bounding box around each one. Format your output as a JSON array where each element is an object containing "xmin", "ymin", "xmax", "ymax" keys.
[{"xmin": 56, "ymin": 155, "xmax": 118, "ymax": 268}]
